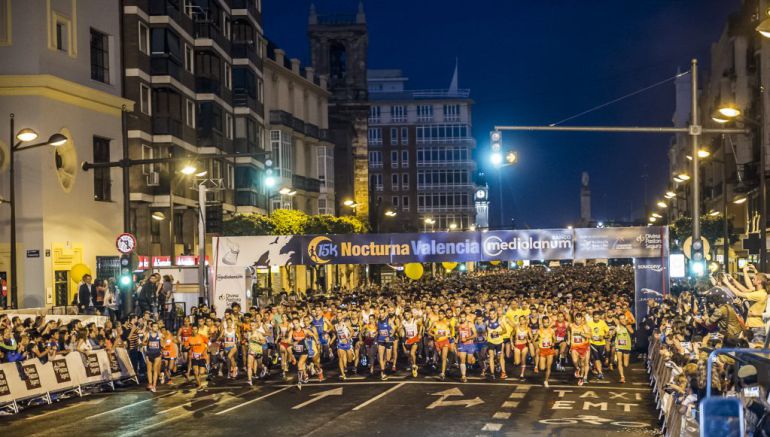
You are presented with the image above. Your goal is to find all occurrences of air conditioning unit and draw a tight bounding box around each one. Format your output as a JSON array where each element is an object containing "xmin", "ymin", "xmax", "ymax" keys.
[{"xmin": 146, "ymin": 171, "xmax": 160, "ymax": 186}]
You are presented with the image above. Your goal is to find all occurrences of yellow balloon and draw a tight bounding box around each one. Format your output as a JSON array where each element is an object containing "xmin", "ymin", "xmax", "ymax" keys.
[
  {"xmin": 489, "ymin": 260, "xmax": 501, "ymax": 266},
  {"xmin": 70, "ymin": 263, "xmax": 91, "ymax": 282},
  {"xmin": 441, "ymin": 262, "xmax": 458, "ymax": 271},
  {"xmin": 404, "ymin": 263, "xmax": 424, "ymax": 280}
]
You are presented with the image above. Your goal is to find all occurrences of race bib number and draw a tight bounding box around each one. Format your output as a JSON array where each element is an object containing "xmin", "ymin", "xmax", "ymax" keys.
[
  {"xmin": 149, "ymin": 341, "xmax": 160, "ymax": 349},
  {"xmin": 573, "ymin": 335, "xmax": 584, "ymax": 343},
  {"xmin": 541, "ymin": 341, "xmax": 552, "ymax": 348},
  {"xmin": 556, "ymin": 336, "xmax": 565, "ymax": 342},
  {"xmin": 592, "ymin": 335, "xmax": 601, "ymax": 341},
  {"xmin": 618, "ymin": 339, "xmax": 627, "ymax": 346},
  {"xmin": 490, "ymin": 331, "xmax": 500, "ymax": 339},
  {"xmin": 192, "ymin": 352, "xmax": 202, "ymax": 359},
  {"xmin": 293, "ymin": 344, "xmax": 304, "ymax": 353},
  {"xmin": 379, "ymin": 330, "xmax": 389, "ymax": 337},
  {"xmin": 162, "ymin": 350, "xmax": 170, "ymax": 358}
]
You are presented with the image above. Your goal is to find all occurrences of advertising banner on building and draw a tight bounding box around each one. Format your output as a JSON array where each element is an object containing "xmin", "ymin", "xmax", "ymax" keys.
[
  {"xmin": 574, "ymin": 226, "xmax": 667, "ymax": 259},
  {"xmin": 213, "ymin": 235, "xmax": 303, "ymax": 267},
  {"xmin": 480, "ymin": 229, "xmax": 573, "ymax": 261},
  {"xmin": 633, "ymin": 256, "xmax": 670, "ymax": 332}
]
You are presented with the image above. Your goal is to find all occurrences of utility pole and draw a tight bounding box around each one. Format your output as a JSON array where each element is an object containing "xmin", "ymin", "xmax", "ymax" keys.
[
  {"xmin": 198, "ymin": 182, "xmax": 207, "ymax": 305},
  {"xmin": 495, "ymin": 60, "xmax": 749, "ymax": 276}
]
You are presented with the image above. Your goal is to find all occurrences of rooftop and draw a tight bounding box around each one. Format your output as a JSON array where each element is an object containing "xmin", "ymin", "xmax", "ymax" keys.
[{"xmin": 368, "ymin": 89, "xmax": 471, "ymax": 101}]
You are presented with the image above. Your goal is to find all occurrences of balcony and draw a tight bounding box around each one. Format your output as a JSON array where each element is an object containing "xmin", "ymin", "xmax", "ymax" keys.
[
  {"xmin": 269, "ymin": 110, "xmax": 293, "ymax": 129},
  {"xmin": 148, "ymin": 1, "xmax": 187, "ymax": 23},
  {"xmin": 417, "ymin": 160, "xmax": 477, "ymax": 169},
  {"xmin": 319, "ymin": 129, "xmax": 330, "ymax": 141},
  {"xmin": 230, "ymin": 0, "xmax": 259, "ymax": 17},
  {"xmin": 292, "ymin": 174, "xmax": 321, "ymax": 193},
  {"xmin": 304, "ymin": 123, "xmax": 320, "ymax": 140},
  {"xmin": 152, "ymin": 116, "xmax": 183, "ymax": 137},
  {"xmin": 231, "ymin": 42, "xmax": 259, "ymax": 65},
  {"xmin": 233, "ymin": 138, "xmax": 260, "ymax": 155},
  {"xmin": 196, "ymin": 76, "xmax": 221, "ymax": 95},
  {"xmin": 232, "ymin": 88, "xmax": 257, "ymax": 110},
  {"xmin": 194, "ymin": 21, "xmax": 230, "ymax": 52},
  {"xmin": 150, "ymin": 55, "xmax": 184, "ymax": 79},
  {"xmin": 236, "ymin": 190, "xmax": 267, "ymax": 209}
]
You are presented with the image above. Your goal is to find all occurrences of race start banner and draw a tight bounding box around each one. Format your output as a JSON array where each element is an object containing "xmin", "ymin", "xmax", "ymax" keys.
[{"xmin": 213, "ymin": 226, "xmax": 668, "ymax": 267}]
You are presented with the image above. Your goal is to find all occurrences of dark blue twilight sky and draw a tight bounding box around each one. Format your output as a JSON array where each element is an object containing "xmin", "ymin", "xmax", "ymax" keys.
[{"xmin": 264, "ymin": 0, "xmax": 742, "ymax": 229}]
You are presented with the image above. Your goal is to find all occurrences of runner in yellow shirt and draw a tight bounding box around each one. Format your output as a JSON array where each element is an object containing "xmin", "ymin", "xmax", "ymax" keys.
[{"xmin": 587, "ymin": 310, "xmax": 610, "ymax": 380}]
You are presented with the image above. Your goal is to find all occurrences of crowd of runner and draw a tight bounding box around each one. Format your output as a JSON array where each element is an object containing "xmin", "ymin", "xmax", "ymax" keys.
[{"xmin": 2, "ymin": 263, "xmax": 766, "ymax": 399}]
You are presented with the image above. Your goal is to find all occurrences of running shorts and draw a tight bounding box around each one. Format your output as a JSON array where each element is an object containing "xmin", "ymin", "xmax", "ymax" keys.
[
  {"xmin": 488, "ymin": 342, "xmax": 503, "ymax": 354},
  {"xmin": 457, "ymin": 343, "xmax": 475, "ymax": 354},
  {"xmin": 572, "ymin": 344, "xmax": 589, "ymax": 358},
  {"xmin": 514, "ymin": 343, "xmax": 527, "ymax": 351},
  {"xmin": 435, "ymin": 339, "xmax": 450, "ymax": 350},
  {"xmin": 539, "ymin": 347, "xmax": 554, "ymax": 357},
  {"xmin": 590, "ymin": 344, "xmax": 606, "ymax": 362}
]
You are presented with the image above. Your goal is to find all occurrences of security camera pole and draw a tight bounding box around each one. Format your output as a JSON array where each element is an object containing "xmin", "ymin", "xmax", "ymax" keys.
[{"xmin": 494, "ymin": 60, "xmax": 752, "ymax": 275}]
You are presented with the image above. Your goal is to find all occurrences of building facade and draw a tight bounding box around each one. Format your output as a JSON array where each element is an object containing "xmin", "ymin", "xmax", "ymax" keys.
[
  {"xmin": 121, "ymin": 0, "xmax": 268, "ymax": 260},
  {"xmin": 308, "ymin": 3, "xmax": 369, "ymax": 220},
  {"xmin": 367, "ymin": 69, "xmax": 477, "ymax": 232},
  {"xmin": 668, "ymin": 0, "xmax": 766, "ymax": 269},
  {"xmin": 263, "ymin": 40, "xmax": 333, "ymax": 215},
  {"xmin": 0, "ymin": 0, "xmax": 132, "ymax": 307}
]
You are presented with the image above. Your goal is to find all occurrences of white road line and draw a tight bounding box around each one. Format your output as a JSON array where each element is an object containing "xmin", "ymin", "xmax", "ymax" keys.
[
  {"xmin": 84, "ymin": 391, "xmax": 178, "ymax": 419},
  {"xmin": 514, "ymin": 385, "xmax": 530, "ymax": 392},
  {"xmin": 492, "ymin": 412, "xmax": 511, "ymax": 419},
  {"xmin": 215, "ymin": 386, "xmax": 291, "ymax": 415},
  {"xmin": 352, "ymin": 382, "xmax": 405, "ymax": 411},
  {"xmin": 121, "ymin": 396, "xmax": 225, "ymax": 437},
  {"xmin": 156, "ymin": 393, "xmax": 220, "ymax": 414},
  {"xmin": 509, "ymin": 392, "xmax": 526, "ymax": 399},
  {"xmin": 271, "ymin": 380, "xmax": 652, "ymax": 391},
  {"xmin": 481, "ymin": 423, "xmax": 503, "ymax": 431},
  {"xmin": 501, "ymin": 401, "xmax": 519, "ymax": 408}
]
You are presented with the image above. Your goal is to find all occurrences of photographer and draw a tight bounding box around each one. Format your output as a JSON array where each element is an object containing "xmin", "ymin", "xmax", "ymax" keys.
[{"xmin": 721, "ymin": 265, "xmax": 769, "ymax": 346}]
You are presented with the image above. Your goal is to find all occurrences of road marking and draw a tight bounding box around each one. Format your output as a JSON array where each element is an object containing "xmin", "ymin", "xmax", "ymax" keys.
[
  {"xmin": 352, "ymin": 382, "xmax": 405, "ymax": 411},
  {"xmin": 25, "ymin": 397, "xmax": 107, "ymax": 419},
  {"xmin": 426, "ymin": 388, "xmax": 484, "ymax": 409},
  {"xmin": 84, "ymin": 391, "xmax": 178, "ymax": 419},
  {"xmin": 493, "ymin": 411, "xmax": 511, "ymax": 419},
  {"xmin": 501, "ymin": 401, "xmax": 519, "ymax": 408},
  {"xmin": 271, "ymin": 380, "xmax": 652, "ymax": 391},
  {"xmin": 481, "ymin": 423, "xmax": 503, "ymax": 431},
  {"xmin": 121, "ymin": 395, "xmax": 226, "ymax": 437},
  {"xmin": 156, "ymin": 393, "xmax": 219, "ymax": 414},
  {"xmin": 291, "ymin": 387, "xmax": 343, "ymax": 410},
  {"xmin": 215, "ymin": 386, "xmax": 291, "ymax": 415},
  {"xmin": 514, "ymin": 385, "xmax": 530, "ymax": 392},
  {"xmin": 509, "ymin": 392, "xmax": 526, "ymax": 399}
]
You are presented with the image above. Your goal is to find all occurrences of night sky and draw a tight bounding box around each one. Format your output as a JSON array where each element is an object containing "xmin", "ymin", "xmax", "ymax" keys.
[{"xmin": 265, "ymin": 0, "xmax": 742, "ymax": 229}]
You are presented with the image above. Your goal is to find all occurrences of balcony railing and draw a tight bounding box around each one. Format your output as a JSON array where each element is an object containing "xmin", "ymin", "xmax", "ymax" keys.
[
  {"xmin": 196, "ymin": 76, "xmax": 221, "ymax": 94},
  {"xmin": 236, "ymin": 190, "xmax": 267, "ymax": 209},
  {"xmin": 148, "ymin": 1, "xmax": 186, "ymax": 22},
  {"xmin": 194, "ymin": 21, "xmax": 230, "ymax": 52},
  {"xmin": 292, "ymin": 174, "xmax": 321, "ymax": 193},
  {"xmin": 233, "ymin": 138, "xmax": 260, "ymax": 154},
  {"xmin": 152, "ymin": 116, "xmax": 183, "ymax": 137},
  {"xmin": 269, "ymin": 110, "xmax": 293, "ymax": 128},
  {"xmin": 150, "ymin": 55, "xmax": 184, "ymax": 79},
  {"xmin": 304, "ymin": 123, "xmax": 320, "ymax": 139},
  {"xmin": 231, "ymin": 42, "xmax": 259, "ymax": 65},
  {"xmin": 232, "ymin": 88, "xmax": 257, "ymax": 110},
  {"xmin": 319, "ymin": 129, "xmax": 330, "ymax": 141}
]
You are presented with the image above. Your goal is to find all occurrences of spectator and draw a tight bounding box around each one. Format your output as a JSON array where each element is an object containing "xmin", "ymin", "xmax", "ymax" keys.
[
  {"xmin": 78, "ymin": 274, "xmax": 94, "ymax": 314},
  {"xmin": 138, "ymin": 273, "xmax": 159, "ymax": 316}
]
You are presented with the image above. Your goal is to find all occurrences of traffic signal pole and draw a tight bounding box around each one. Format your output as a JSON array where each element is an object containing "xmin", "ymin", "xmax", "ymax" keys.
[{"xmin": 494, "ymin": 60, "xmax": 750, "ymax": 276}]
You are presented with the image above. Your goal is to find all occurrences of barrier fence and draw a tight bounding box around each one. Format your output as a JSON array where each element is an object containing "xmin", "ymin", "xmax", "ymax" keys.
[
  {"xmin": 647, "ymin": 336, "xmax": 699, "ymax": 437},
  {"xmin": 0, "ymin": 348, "xmax": 137, "ymax": 414}
]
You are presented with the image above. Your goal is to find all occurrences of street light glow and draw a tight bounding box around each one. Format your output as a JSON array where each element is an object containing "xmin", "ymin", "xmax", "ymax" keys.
[
  {"xmin": 194, "ymin": 170, "xmax": 208, "ymax": 177},
  {"xmin": 449, "ymin": 223, "xmax": 457, "ymax": 230},
  {"xmin": 708, "ymin": 210, "xmax": 720, "ymax": 217},
  {"xmin": 697, "ymin": 149, "xmax": 711, "ymax": 158},
  {"xmin": 264, "ymin": 176, "xmax": 276, "ymax": 187},
  {"xmin": 757, "ymin": 18, "xmax": 770, "ymax": 38},
  {"xmin": 385, "ymin": 210, "xmax": 397, "ymax": 217},
  {"xmin": 717, "ymin": 106, "xmax": 741, "ymax": 118},
  {"xmin": 649, "ymin": 216, "xmax": 657, "ymax": 222},
  {"xmin": 48, "ymin": 134, "xmax": 68, "ymax": 146},
  {"xmin": 490, "ymin": 152, "xmax": 503, "ymax": 166},
  {"xmin": 657, "ymin": 201, "xmax": 667, "ymax": 208},
  {"xmin": 677, "ymin": 173, "xmax": 691, "ymax": 181},
  {"xmin": 733, "ymin": 196, "xmax": 747, "ymax": 204},
  {"xmin": 180, "ymin": 164, "xmax": 197, "ymax": 175},
  {"xmin": 15, "ymin": 128, "xmax": 38, "ymax": 142},
  {"xmin": 343, "ymin": 199, "xmax": 355, "ymax": 207},
  {"xmin": 151, "ymin": 211, "xmax": 166, "ymax": 221},
  {"xmin": 652, "ymin": 213, "xmax": 662, "ymax": 218},
  {"xmin": 665, "ymin": 191, "xmax": 676, "ymax": 199}
]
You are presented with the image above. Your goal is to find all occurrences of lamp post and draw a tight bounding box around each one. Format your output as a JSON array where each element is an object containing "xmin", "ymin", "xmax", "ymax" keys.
[
  {"xmin": 489, "ymin": 146, "xmax": 518, "ymax": 229},
  {"xmin": 7, "ymin": 114, "xmax": 67, "ymax": 309}
]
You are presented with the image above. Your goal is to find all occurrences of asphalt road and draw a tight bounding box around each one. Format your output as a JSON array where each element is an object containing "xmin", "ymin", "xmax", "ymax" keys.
[{"xmin": 1, "ymin": 361, "xmax": 661, "ymax": 437}]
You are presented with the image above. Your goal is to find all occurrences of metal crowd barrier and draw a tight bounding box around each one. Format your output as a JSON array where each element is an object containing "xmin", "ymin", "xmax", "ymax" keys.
[
  {"xmin": 647, "ymin": 336, "xmax": 699, "ymax": 437},
  {"xmin": 0, "ymin": 348, "xmax": 137, "ymax": 414}
]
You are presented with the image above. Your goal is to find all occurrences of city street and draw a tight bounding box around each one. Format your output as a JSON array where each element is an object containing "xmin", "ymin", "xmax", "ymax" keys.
[{"xmin": 1, "ymin": 362, "xmax": 659, "ymax": 437}]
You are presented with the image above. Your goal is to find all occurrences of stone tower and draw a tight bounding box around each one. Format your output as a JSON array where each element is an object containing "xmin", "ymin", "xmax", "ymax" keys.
[
  {"xmin": 580, "ymin": 172, "xmax": 592, "ymax": 224},
  {"xmin": 308, "ymin": 2, "xmax": 370, "ymax": 219}
]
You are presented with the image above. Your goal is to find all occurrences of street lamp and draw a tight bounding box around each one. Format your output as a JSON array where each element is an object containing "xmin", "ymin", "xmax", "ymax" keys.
[
  {"xmin": 656, "ymin": 201, "xmax": 668, "ymax": 208},
  {"xmin": 449, "ymin": 223, "xmax": 457, "ymax": 231},
  {"xmin": 151, "ymin": 211, "xmax": 166, "ymax": 221},
  {"xmin": 733, "ymin": 195, "xmax": 748, "ymax": 205},
  {"xmin": 384, "ymin": 210, "xmax": 397, "ymax": 217},
  {"xmin": 677, "ymin": 173, "xmax": 691, "ymax": 181},
  {"xmin": 7, "ymin": 114, "xmax": 67, "ymax": 309},
  {"xmin": 343, "ymin": 199, "xmax": 358, "ymax": 215}
]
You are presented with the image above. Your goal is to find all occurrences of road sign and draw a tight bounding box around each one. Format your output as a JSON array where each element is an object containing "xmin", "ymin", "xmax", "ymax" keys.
[
  {"xmin": 116, "ymin": 233, "xmax": 137, "ymax": 254},
  {"xmin": 291, "ymin": 387, "xmax": 343, "ymax": 410},
  {"xmin": 426, "ymin": 388, "xmax": 484, "ymax": 409}
]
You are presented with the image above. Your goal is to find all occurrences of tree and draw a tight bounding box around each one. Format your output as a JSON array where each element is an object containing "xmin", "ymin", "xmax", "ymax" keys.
[
  {"xmin": 669, "ymin": 215, "xmax": 735, "ymax": 251},
  {"xmin": 223, "ymin": 213, "xmax": 275, "ymax": 236},
  {"xmin": 222, "ymin": 210, "xmax": 369, "ymax": 236}
]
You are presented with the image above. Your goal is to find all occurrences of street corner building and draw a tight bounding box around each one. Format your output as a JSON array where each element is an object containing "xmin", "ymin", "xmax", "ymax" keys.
[{"xmin": 0, "ymin": 0, "xmax": 132, "ymax": 308}]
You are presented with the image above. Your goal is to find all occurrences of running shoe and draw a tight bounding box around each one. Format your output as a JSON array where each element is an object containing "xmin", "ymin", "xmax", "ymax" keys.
[
  {"xmin": 318, "ymin": 371, "xmax": 324, "ymax": 382},
  {"xmin": 500, "ymin": 373, "xmax": 507, "ymax": 380},
  {"xmin": 574, "ymin": 370, "xmax": 580, "ymax": 378},
  {"xmin": 340, "ymin": 374, "xmax": 347, "ymax": 381},
  {"xmin": 620, "ymin": 377, "xmax": 625, "ymax": 384},
  {"xmin": 597, "ymin": 373, "xmax": 604, "ymax": 380},
  {"xmin": 412, "ymin": 365, "xmax": 418, "ymax": 378},
  {"xmin": 578, "ymin": 378, "xmax": 584, "ymax": 386},
  {"xmin": 381, "ymin": 373, "xmax": 389, "ymax": 381},
  {"xmin": 543, "ymin": 381, "xmax": 549, "ymax": 388},
  {"xmin": 461, "ymin": 376, "xmax": 467, "ymax": 383},
  {"xmin": 439, "ymin": 373, "xmax": 445, "ymax": 381},
  {"xmin": 247, "ymin": 379, "xmax": 253, "ymax": 386}
]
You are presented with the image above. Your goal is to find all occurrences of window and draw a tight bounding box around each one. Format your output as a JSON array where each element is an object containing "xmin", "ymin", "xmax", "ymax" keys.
[
  {"xmin": 186, "ymin": 99, "xmax": 195, "ymax": 127},
  {"xmin": 369, "ymin": 106, "xmax": 381, "ymax": 123},
  {"xmin": 139, "ymin": 83, "xmax": 151, "ymax": 115},
  {"xmin": 226, "ymin": 164, "xmax": 234, "ymax": 189},
  {"xmin": 257, "ymin": 77, "xmax": 264, "ymax": 103},
  {"xmin": 402, "ymin": 173, "xmax": 409, "ymax": 189},
  {"xmin": 401, "ymin": 150, "xmax": 409, "ymax": 168},
  {"xmin": 223, "ymin": 14, "xmax": 231, "ymax": 39},
  {"xmin": 138, "ymin": 22, "xmax": 150, "ymax": 55},
  {"xmin": 183, "ymin": 0, "xmax": 193, "ymax": 17},
  {"xmin": 368, "ymin": 151, "xmax": 383, "ymax": 168},
  {"xmin": 391, "ymin": 105, "xmax": 406, "ymax": 122},
  {"xmin": 391, "ymin": 174, "xmax": 399, "ymax": 191},
  {"xmin": 416, "ymin": 124, "xmax": 470, "ymax": 143},
  {"xmin": 56, "ymin": 21, "xmax": 68, "ymax": 51},
  {"xmin": 93, "ymin": 137, "xmax": 111, "ymax": 202},
  {"xmin": 369, "ymin": 173, "xmax": 383, "ymax": 191},
  {"xmin": 391, "ymin": 150, "xmax": 399, "ymax": 168},
  {"xmin": 368, "ymin": 128, "xmax": 382, "ymax": 145},
  {"xmin": 390, "ymin": 128, "xmax": 398, "ymax": 145},
  {"xmin": 141, "ymin": 144, "xmax": 154, "ymax": 174},
  {"xmin": 443, "ymin": 104, "xmax": 460, "ymax": 122},
  {"xmin": 225, "ymin": 113, "xmax": 234, "ymax": 139},
  {"xmin": 392, "ymin": 196, "xmax": 399, "ymax": 207},
  {"xmin": 90, "ymin": 29, "xmax": 110, "ymax": 83},
  {"xmin": 224, "ymin": 63, "xmax": 232, "ymax": 89},
  {"xmin": 184, "ymin": 44, "xmax": 194, "ymax": 72},
  {"xmin": 402, "ymin": 196, "xmax": 410, "ymax": 211},
  {"xmin": 401, "ymin": 127, "xmax": 408, "ymax": 144},
  {"xmin": 417, "ymin": 104, "xmax": 433, "ymax": 121}
]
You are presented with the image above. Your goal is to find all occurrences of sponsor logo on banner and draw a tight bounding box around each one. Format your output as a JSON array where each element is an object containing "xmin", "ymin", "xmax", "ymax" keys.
[
  {"xmin": 636, "ymin": 263, "xmax": 664, "ymax": 273},
  {"xmin": 213, "ymin": 266, "xmax": 247, "ymax": 317},
  {"xmin": 108, "ymin": 352, "xmax": 121, "ymax": 374},
  {"xmin": 307, "ymin": 236, "xmax": 336, "ymax": 264},
  {"xmin": 84, "ymin": 353, "xmax": 101, "ymax": 378},
  {"xmin": 481, "ymin": 230, "xmax": 572, "ymax": 260},
  {"xmin": 22, "ymin": 363, "xmax": 42, "ymax": 390},
  {"xmin": 0, "ymin": 369, "xmax": 10, "ymax": 397},
  {"xmin": 51, "ymin": 358, "xmax": 71, "ymax": 384}
]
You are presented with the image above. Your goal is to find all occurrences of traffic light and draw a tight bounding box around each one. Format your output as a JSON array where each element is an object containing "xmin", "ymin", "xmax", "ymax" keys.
[
  {"xmin": 118, "ymin": 253, "xmax": 133, "ymax": 288},
  {"xmin": 690, "ymin": 237, "xmax": 706, "ymax": 277},
  {"xmin": 490, "ymin": 131, "xmax": 502, "ymax": 166},
  {"xmin": 206, "ymin": 202, "xmax": 223, "ymax": 234},
  {"xmin": 264, "ymin": 157, "xmax": 275, "ymax": 188}
]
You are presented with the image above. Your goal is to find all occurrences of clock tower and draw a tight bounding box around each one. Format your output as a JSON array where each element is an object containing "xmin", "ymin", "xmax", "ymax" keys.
[{"xmin": 474, "ymin": 184, "xmax": 490, "ymax": 230}]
